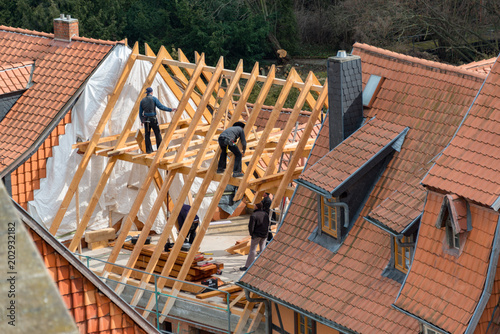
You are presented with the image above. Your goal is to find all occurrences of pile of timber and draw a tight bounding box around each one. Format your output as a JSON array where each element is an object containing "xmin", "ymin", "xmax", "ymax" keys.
[{"xmin": 122, "ymin": 241, "xmax": 224, "ymax": 282}]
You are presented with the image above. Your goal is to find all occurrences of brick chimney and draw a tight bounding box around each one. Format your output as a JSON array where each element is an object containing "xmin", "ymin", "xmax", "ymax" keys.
[
  {"xmin": 327, "ymin": 51, "xmax": 363, "ymax": 150},
  {"xmin": 53, "ymin": 14, "xmax": 79, "ymax": 42}
]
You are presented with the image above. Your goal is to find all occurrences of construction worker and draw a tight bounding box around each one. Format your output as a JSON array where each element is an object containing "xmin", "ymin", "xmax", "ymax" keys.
[
  {"xmin": 217, "ymin": 121, "xmax": 246, "ymax": 177},
  {"xmin": 178, "ymin": 204, "xmax": 200, "ymax": 245},
  {"xmin": 139, "ymin": 87, "xmax": 177, "ymax": 154},
  {"xmin": 240, "ymin": 202, "xmax": 270, "ymax": 271}
]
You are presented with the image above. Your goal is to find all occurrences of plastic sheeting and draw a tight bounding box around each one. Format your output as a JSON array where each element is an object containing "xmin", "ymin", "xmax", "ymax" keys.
[{"xmin": 28, "ymin": 44, "xmax": 218, "ymax": 240}]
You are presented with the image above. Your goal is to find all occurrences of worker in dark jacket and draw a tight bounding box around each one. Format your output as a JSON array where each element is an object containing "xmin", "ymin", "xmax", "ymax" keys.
[
  {"xmin": 217, "ymin": 121, "xmax": 246, "ymax": 177},
  {"xmin": 240, "ymin": 202, "xmax": 270, "ymax": 271},
  {"xmin": 139, "ymin": 87, "xmax": 177, "ymax": 154},
  {"xmin": 178, "ymin": 204, "xmax": 199, "ymax": 245}
]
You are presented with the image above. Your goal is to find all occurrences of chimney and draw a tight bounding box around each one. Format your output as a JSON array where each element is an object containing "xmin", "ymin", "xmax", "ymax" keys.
[
  {"xmin": 327, "ymin": 50, "xmax": 363, "ymax": 150},
  {"xmin": 53, "ymin": 14, "xmax": 79, "ymax": 42}
]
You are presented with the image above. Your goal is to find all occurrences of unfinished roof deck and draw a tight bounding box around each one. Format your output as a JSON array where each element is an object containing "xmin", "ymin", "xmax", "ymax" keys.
[{"xmin": 49, "ymin": 43, "xmax": 328, "ymax": 325}]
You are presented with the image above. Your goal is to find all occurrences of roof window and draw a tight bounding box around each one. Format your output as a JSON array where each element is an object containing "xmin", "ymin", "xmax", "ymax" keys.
[{"xmin": 362, "ymin": 74, "xmax": 384, "ymax": 108}]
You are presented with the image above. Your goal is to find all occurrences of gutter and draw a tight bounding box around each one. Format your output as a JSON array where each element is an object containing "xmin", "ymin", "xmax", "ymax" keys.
[
  {"xmin": 236, "ymin": 282, "xmax": 357, "ymax": 334},
  {"xmin": 0, "ymin": 44, "xmax": 120, "ymax": 179}
]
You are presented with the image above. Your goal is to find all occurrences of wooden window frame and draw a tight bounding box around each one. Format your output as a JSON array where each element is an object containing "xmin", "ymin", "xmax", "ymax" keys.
[
  {"xmin": 394, "ymin": 235, "xmax": 413, "ymax": 274},
  {"xmin": 320, "ymin": 196, "xmax": 338, "ymax": 238},
  {"xmin": 423, "ymin": 324, "xmax": 441, "ymax": 334},
  {"xmin": 294, "ymin": 312, "xmax": 317, "ymax": 334}
]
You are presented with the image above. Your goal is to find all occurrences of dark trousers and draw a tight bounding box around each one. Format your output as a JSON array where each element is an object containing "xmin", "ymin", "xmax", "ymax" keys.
[
  {"xmin": 178, "ymin": 221, "xmax": 199, "ymax": 244},
  {"xmin": 144, "ymin": 116, "xmax": 162, "ymax": 153},
  {"xmin": 217, "ymin": 136, "xmax": 242, "ymax": 173}
]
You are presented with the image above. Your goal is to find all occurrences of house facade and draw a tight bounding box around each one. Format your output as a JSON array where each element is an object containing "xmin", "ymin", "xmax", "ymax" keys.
[{"xmin": 238, "ymin": 43, "xmax": 496, "ymax": 333}]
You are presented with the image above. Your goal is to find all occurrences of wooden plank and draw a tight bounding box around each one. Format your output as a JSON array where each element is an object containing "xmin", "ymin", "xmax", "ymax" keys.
[
  {"xmin": 144, "ymin": 44, "xmax": 198, "ymax": 120},
  {"xmin": 196, "ymin": 285, "xmax": 242, "ymax": 299},
  {"xmin": 68, "ymin": 46, "xmax": 170, "ymax": 252},
  {"xmin": 234, "ymin": 301, "xmax": 256, "ymax": 334},
  {"xmin": 272, "ymin": 81, "xmax": 329, "ymax": 208},
  {"xmin": 232, "ymin": 68, "xmax": 298, "ymax": 202},
  {"xmin": 103, "ymin": 54, "xmax": 208, "ymax": 282},
  {"xmin": 84, "ymin": 228, "xmax": 116, "ymax": 243},
  {"xmin": 49, "ymin": 42, "xmax": 139, "ymax": 235},
  {"xmin": 247, "ymin": 302, "xmax": 266, "ymax": 333},
  {"xmin": 138, "ymin": 61, "xmax": 254, "ymax": 318},
  {"xmin": 88, "ymin": 240, "xmax": 108, "ymax": 250}
]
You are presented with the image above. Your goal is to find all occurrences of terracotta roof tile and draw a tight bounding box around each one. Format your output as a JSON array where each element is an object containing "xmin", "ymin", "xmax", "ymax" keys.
[
  {"xmin": 394, "ymin": 191, "xmax": 498, "ymax": 333},
  {"xmin": 459, "ymin": 57, "xmax": 496, "ymax": 75},
  {"xmin": 240, "ymin": 43, "xmax": 486, "ymax": 333},
  {"xmin": 0, "ymin": 25, "xmax": 115, "ymax": 174},
  {"xmin": 299, "ymin": 118, "xmax": 407, "ymax": 193}
]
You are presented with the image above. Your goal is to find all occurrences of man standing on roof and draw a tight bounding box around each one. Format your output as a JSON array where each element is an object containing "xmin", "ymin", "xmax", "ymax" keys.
[
  {"xmin": 139, "ymin": 87, "xmax": 177, "ymax": 154},
  {"xmin": 217, "ymin": 121, "xmax": 246, "ymax": 177},
  {"xmin": 240, "ymin": 202, "xmax": 270, "ymax": 271}
]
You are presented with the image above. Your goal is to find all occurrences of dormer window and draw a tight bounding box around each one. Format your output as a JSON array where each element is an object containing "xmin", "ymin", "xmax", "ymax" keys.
[
  {"xmin": 435, "ymin": 194, "xmax": 470, "ymax": 256},
  {"xmin": 321, "ymin": 196, "xmax": 338, "ymax": 238},
  {"xmin": 394, "ymin": 235, "xmax": 413, "ymax": 274}
]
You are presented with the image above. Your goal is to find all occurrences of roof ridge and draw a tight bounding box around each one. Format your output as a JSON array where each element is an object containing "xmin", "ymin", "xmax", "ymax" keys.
[
  {"xmin": 0, "ymin": 24, "xmax": 118, "ymax": 46},
  {"xmin": 0, "ymin": 60, "xmax": 34, "ymax": 72},
  {"xmin": 353, "ymin": 42, "xmax": 487, "ymax": 81}
]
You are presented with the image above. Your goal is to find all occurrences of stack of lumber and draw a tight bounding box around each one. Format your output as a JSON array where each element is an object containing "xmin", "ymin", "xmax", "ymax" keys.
[
  {"xmin": 122, "ymin": 241, "xmax": 224, "ymax": 282},
  {"xmin": 225, "ymin": 225, "xmax": 277, "ymax": 255}
]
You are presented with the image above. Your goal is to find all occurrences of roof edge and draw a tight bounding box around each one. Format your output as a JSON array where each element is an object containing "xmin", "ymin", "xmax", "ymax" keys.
[
  {"xmin": 13, "ymin": 199, "xmax": 160, "ymax": 333},
  {"xmin": 392, "ymin": 304, "xmax": 451, "ymax": 334},
  {"xmin": 353, "ymin": 42, "xmax": 486, "ymax": 82},
  {"xmin": 465, "ymin": 214, "xmax": 500, "ymax": 333},
  {"xmin": 363, "ymin": 215, "xmax": 399, "ymax": 236},
  {"xmin": 0, "ymin": 25, "xmax": 118, "ymax": 46},
  {"xmin": 236, "ymin": 281, "xmax": 358, "ymax": 334}
]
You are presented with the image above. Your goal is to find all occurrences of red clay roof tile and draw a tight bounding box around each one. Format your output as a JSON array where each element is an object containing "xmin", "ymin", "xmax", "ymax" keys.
[
  {"xmin": 240, "ymin": 42, "xmax": 487, "ymax": 333},
  {"xmin": 0, "ymin": 25, "xmax": 115, "ymax": 174}
]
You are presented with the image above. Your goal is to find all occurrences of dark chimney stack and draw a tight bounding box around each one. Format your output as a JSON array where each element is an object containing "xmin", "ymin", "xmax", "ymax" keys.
[
  {"xmin": 53, "ymin": 14, "xmax": 79, "ymax": 42},
  {"xmin": 327, "ymin": 51, "xmax": 363, "ymax": 150}
]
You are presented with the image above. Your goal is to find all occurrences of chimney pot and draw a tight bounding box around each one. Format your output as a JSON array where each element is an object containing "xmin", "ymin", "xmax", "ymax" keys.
[{"xmin": 336, "ymin": 50, "xmax": 347, "ymax": 58}]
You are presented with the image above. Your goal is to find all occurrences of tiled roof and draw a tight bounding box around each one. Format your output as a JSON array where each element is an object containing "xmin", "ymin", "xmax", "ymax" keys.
[
  {"xmin": 394, "ymin": 191, "xmax": 498, "ymax": 333},
  {"xmin": 299, "ymin": 118, "xmax": 407, "ymax": 194},
  {"xmin": 459, "ymin": 57, "xmax": 496, "ymax": 75},
  {"xmin": 422, "ymin": 57, "xmax": 500, "ymax": 208},
  {"xmin": 368, "ymin": 175, "xmax": 424, "ymax": 234},
  {"xmin": 240, "ymin": 43, "xmax": 486, "ymax": 333},
  {"xmin": 17, "ymin": 201, "xmax": 159, "ymax": 334},
  {"xmin": 0, "ymin": 60, "xmax": 33, "ymax": 94},
  {"xmin": 0, "ymin": 25, "xmax": 116, "ymax": 175}
]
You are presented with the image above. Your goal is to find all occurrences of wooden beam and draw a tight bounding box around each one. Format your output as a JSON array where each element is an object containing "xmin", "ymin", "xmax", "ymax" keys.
[
  {"xmin": 250, "ymin": 72, "xmax": 316, "ymax": 203},
  {"xmin": 232, "ymin": 68, "xmax": 298, "ymax": 202},
  {"xmin": 144, "ymin": 44, "xmax": 198, "ymax": 119},
  {"xmin": 49, "ymin": 42, "xmax": 139, "ymax": 235},
  {"xmin": 102, "ymin": 55, "xmax": 208, "ymax": 280},
  {"xmin": 271, "ymin": 81, "xmax": 329, "ymax": 209},
  {"xmin": 68, "ymin": 46, "xmax": 170, "ymax": 252},
  {"xmin": 136, "ymin": 54, "xmax": 324, "ymax": 93}
]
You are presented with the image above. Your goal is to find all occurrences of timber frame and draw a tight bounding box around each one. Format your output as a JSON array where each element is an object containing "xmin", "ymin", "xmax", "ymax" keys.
[{"xmin": 49, "ymin": 42, "xmax": 328, "ymax": 327}]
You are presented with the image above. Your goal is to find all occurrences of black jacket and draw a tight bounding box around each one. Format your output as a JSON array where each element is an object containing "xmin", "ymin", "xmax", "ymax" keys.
[
  {"xmin": 248, "ymin": 209, "xmax": 270, "ymax": 239},
  {"xmin": 220, "ymin": 126, "xmax": 246, "ymax": 151}
]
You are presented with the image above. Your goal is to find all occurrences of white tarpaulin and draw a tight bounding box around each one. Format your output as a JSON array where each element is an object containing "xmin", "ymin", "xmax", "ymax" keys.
[{"xmin": 28, "ymin": 44, "xmax": 218, "ymax": 240}]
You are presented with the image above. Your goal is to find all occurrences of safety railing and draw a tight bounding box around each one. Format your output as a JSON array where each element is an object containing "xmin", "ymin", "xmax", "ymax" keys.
[{"xmin": 75, "ymin": 253, "xmax": 233, "ymax": 333}]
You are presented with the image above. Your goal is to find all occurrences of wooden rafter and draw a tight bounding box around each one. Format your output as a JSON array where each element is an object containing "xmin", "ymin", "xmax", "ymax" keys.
[{"xmin": 50, "ymin": 45, "xmax": 328, "ymax": 323}]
